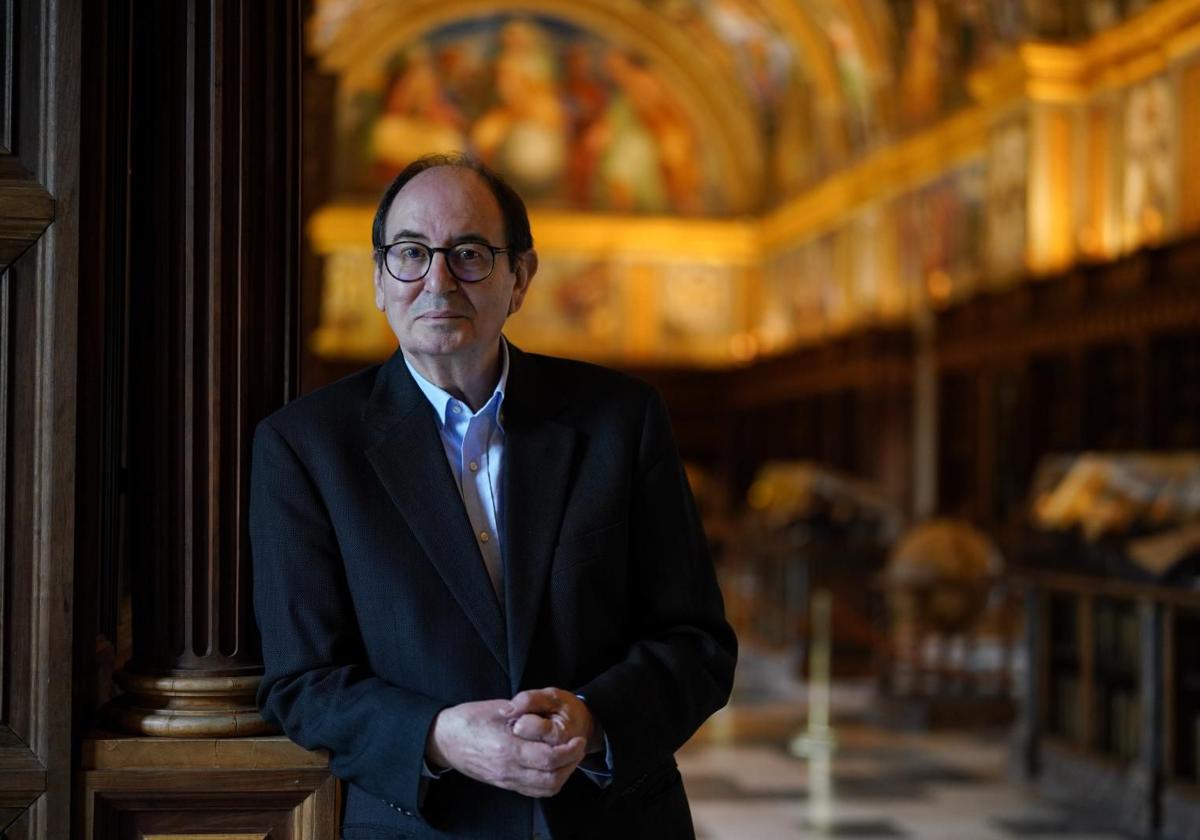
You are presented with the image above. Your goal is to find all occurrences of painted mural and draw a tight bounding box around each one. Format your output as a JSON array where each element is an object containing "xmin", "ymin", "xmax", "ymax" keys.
[
  {"xmin": 306, "ymin": 0, "xmax": 1193, "ymax": 368},
  {"xmin": 910, "ymin": 163, "xmax": 987, "ymax": 306},
  {"xmin": 871, "ymin": 0, "xmax": 1165, "ymax": 131},
  {"xmin": 1123, "ymin": 75, "xmax": 1175, "ymax": 249},
  {"xmin": 758, "ymin": 233, "xmax": 838, "ymax": 352},
  {"xmin": 639, "ymin": 0, "xmax": 795, "ymax": 110},
  {"xmin": 986, "ymin": 120, "xmax": 1028, "ymax": 282},
  {"xmin": 337, "ymin": 14, "xmax": 723, "ymax": 215},
  {"xmin": 503, "ymin": 256, "xmax": 623, "ymax": 358}
]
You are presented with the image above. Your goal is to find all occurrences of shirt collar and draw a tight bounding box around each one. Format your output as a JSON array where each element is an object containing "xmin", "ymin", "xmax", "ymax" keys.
[{"xmin": 403, "ymin": 337, "xmax": 509, "ymax": 429}]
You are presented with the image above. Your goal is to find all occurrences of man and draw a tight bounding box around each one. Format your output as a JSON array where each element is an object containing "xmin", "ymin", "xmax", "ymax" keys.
[{"xmin": 250, "ymin": 154, "xmax": 736, "ymax": 839}]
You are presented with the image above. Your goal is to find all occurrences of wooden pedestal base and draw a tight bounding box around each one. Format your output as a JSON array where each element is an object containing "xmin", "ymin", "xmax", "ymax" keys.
[
  {"xmin": 81, "ymin": 734, "xmax": 338, "ymax": 839},
  {"xmin": 104, "ymin": 672, "xmax": 278, "ymax": 738}
]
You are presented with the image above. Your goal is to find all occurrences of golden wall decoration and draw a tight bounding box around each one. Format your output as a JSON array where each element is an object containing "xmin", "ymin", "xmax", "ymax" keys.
[{"xmin": 1181, "ymin": 55, "xmax": 1200, "ymax": 233}]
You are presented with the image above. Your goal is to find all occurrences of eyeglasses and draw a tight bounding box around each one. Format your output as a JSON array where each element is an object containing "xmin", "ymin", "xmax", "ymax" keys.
[{"xmin": 375, "ymin": 240, "xmax": 511, "ymax": 284}]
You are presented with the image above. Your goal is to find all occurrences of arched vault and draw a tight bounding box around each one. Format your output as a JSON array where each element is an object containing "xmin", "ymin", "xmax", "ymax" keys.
[{"xmin": 310, "ymin": 0, "xmax": 901, "ymax": 213}]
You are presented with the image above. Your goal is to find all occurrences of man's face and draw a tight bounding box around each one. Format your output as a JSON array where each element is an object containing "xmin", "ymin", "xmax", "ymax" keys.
[{"xmin": 374, "ymin": 166, "xmax": 536, "ymax": 364}]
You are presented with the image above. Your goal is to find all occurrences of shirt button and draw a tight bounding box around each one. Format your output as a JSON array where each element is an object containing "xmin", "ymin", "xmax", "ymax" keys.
[
  {"xmin": 450, "ymin": 403, "xmax": 462, "ymax": 414},
  {"xmin": 469, "ymin": 460, "xmax": 479, "ymax": 472},
  {"xmin": 479, "ymin": 531, "xmax": 490, "ymax": 543}
]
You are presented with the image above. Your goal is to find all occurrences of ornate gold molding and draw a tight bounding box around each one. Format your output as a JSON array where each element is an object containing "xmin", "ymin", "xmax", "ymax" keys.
[
  {"xmin": 310, "ymin": 205, "xmax": 759, "ymax": 265},
  {"xmin": 971, "ymin": 0, "xmax": 1200, "ymax": 106},
  {"xmin": 767, "ymin": 0, "xmax": 1200, "ymax": 251},
  {"xmin": 761, "ymin": 105, "xmax": 989, "ymax": 250}
]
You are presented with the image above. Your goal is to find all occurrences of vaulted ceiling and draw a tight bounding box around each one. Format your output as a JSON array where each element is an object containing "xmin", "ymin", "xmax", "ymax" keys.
[{"xmin": 309, "ymin": 0, "xmax": 1161, "ymax": 214}]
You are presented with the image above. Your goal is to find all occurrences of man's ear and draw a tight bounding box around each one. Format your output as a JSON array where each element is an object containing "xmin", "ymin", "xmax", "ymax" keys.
[
  {"xmin": 373, "ymin": 259, "xmax": 387, "ymax": 312},
  {"xmin": 508, "ymin": 249, "xmax": 538, "ymax": 315}
]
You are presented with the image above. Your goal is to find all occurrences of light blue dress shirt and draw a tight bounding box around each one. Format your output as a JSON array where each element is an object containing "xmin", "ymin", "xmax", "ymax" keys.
[
  {"xmin": 405, "ymin": 344, "xmax": 508, "ymax": 601},
  {"xmin": 404, "ymin": 340, "xmax": 610, "ymax": 838}
]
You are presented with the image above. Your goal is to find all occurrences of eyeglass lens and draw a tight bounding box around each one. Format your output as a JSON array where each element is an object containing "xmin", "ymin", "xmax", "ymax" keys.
[{"xmin": 385, "ymin": 242, "xmax": 495, "ymax": 283}]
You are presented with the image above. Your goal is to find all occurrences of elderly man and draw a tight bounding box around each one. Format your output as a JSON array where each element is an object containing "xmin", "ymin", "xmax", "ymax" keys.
[{"xmin": 250, "ymin": 154, "xmax": 736, "ymax": 840}]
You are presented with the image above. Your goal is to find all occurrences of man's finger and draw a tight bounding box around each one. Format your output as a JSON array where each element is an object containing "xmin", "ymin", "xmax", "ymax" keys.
[
  {"xmin": 508, "ymin": 687, "xmax": 563, "ymax": 717},
  {"xmin": 511, "ymin": 713, "xmax": 562, "ymax": 743},
  {"xmin": 514, "ymin": 735, "xmax": 586, "ymax": 771},
  {"xmin": 506, "ymin": 754, "xmax": 582, "ymax": 798}
]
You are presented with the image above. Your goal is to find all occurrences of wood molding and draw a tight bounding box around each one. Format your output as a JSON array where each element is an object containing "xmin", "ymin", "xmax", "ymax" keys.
[
  {"xmin": 0, "ymin": 0, "xmax": 79, "ymax": 836},
  {"xmin": 82, "ymin": 736, "xmax": 337, "ymax": 840},
  {"xmin": 0, "ymin": 156, "xmax": 53, "ymax": 271}
]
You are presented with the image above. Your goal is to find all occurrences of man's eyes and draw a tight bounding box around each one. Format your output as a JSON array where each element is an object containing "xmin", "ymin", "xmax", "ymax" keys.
[
  {"xmin": 454, "ymin": 246, "xmax": 485, "ymax": 261},
  {"xmin": 399, "ymin": 246, "xmax": 426, "ymax": 260}
]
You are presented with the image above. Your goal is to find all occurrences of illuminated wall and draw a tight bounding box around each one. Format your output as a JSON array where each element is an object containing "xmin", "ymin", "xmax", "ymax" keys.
[{"xmin": 306, "ymin": 0, "xmax": 1200, "ymax": 368}]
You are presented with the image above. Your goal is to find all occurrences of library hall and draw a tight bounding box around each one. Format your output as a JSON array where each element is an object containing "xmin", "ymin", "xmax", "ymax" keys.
[{"xmin": 3, "ymin": 0, "xmax": 1200, "ymax": 837}]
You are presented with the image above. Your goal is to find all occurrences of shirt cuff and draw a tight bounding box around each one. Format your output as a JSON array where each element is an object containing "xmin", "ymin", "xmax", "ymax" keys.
[
  {"xmin": 574, "ymin": 693, "xmax": 614, "ymax": 788},
  {"xmin": 576, "ymin": 731, "xmax": 614, "ymax": 787}
]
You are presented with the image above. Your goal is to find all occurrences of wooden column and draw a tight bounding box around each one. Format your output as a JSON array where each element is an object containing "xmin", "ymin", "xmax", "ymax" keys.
[{"xmin": 104, "ymin": 0, "xmax": 301, "ymax": 737}]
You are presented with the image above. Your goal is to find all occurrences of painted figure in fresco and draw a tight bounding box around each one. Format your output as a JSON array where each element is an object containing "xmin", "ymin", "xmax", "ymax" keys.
[
  {"xmin": 353, "ymin": 13, "xmax": 721, "ymax": 213},
  {"xmin": 599, "ymin": 50, "xmax": 702, "ymax": 213},
  {"xmin": 898, "ymin": 0, "xmax": 942, "ymax": 126},
  {"xmin": 705, "ymin": 0, "xmax": 791, "ymax": 108},
  {"xmin": 562, "ymin": 45, "xmax": 610, "ymax": 208},
  {"xmin": 371, "ymin": 45, "xmax": 467, "ymax": 171},
  {"xmin": 1124, "ymin": 76, "xmax": 1174, "ymax": 246},
  {"xmin": 472, "ymin": 20, "xmax": 569, "ymax": 198},
  {"xmin": 585, "ymin": 54, "xmax": 667, "ymax": 213},
  {"xmin": 826, "ymin": 15, "xmax": 875, "ymax": 148}
]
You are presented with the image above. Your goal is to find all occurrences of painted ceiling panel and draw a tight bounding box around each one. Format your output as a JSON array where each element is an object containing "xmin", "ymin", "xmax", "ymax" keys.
[{"xmin": 310, "ymin": 0, "xmax": 1168, "ymax": 213}]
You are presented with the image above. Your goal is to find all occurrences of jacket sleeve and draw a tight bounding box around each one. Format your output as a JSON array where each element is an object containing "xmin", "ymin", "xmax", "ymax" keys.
[
  {"xmin": 574, "ymin": 390, "xmax": 738, "ymax": 786},
  {"xmin": 250, "ymin": 417, "xmax": 445, "ymax": 819}
]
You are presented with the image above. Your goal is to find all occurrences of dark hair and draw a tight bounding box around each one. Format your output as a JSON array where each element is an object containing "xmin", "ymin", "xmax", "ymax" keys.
[{"xmin": 371, "ymin": 153, "xmax": 534, "ymax": 269}]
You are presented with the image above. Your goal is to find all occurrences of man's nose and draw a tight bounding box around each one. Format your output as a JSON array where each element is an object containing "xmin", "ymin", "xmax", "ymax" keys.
[{"xmin": 422, "ymin": 252, "xmax": 459, "ymax": 292}]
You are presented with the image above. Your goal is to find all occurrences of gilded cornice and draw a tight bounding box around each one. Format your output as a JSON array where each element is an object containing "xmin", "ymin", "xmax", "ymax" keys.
[
  {"xmin": 309, "ymin": 205, "xmax": 760, "ymax": 266},
  {"xmin": 760, "ymin": 106, "xmax": 989, "ymax": 250},
  {"xmin": 971, "ymin": 0, "xmax": 1200, "ymax": 106},
  {"xmin": 766, "ymin": 0, "xmax": 1200, "ymax": 252}
]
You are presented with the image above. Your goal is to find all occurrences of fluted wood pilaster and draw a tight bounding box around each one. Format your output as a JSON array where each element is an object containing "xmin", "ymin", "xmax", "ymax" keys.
[{"xmin": 105, "ymin": 0, "xmax": 301, "ymax": 737}]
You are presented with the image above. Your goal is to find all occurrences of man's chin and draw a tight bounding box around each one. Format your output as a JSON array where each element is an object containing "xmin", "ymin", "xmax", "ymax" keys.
[{"xmin": 403, "ymin": 332, "xmax": 476, "ymax": 357}]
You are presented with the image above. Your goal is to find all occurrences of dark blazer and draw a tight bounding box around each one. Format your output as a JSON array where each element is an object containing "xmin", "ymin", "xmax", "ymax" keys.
[{"xmin": 250, "ymin": 344, "xmax": 737, "ymax": 840}]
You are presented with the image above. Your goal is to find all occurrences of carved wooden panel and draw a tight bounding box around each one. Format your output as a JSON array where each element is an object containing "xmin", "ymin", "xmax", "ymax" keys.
[
  {"xmin": 83, "ymin": 738, "xmax": 339, "ymax": 840},
  {"xmin": 0, "ymin": 0, "xmax": 79, "ymax": 836}
]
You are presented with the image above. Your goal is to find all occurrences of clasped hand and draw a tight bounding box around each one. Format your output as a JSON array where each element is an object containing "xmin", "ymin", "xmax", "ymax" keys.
[{"xmin": 426, "ymin": 687, "xmax": 598, "ymax": 798}]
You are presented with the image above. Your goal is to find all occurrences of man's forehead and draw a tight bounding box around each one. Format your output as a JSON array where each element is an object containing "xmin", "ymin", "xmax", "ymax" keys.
[{"xmin": 385, "ymin": 166, "xmax": 504, "ymax": 238}]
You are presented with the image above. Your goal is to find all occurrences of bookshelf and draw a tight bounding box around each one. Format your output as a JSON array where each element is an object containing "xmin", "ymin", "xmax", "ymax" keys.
[
  {"xmin": 1020, "ymin": 572, "xmax": 1200, "ymax": 839},
  {"xmin": 1046, "ymin": 592, "xmax": 1084, "ymax": 745},
  {"xmin": 1091, "ymin": 597, "xmax": 1140, "ymax": 762},
  {"xmin": 1169, "ymin": 607, "xmax": 1200, "ymax": 787}
]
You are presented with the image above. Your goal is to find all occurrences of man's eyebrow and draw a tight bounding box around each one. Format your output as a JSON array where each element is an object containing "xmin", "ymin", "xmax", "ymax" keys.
[
  {"xmin": 389, "ymin": 229, "xmax": 428, "ymax": 243},
  {"xmin": 387, "ymin": 230, "xmax": 495, "ymax": 246}
]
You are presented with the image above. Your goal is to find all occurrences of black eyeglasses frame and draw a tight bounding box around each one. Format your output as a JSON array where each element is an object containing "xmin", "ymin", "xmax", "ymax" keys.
[{"xmin": 374, "ymin": 240, "xmax": 512, "ymax": 284}]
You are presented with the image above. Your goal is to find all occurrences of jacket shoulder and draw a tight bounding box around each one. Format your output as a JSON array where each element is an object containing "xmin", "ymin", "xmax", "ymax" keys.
[
  {"xmin": 257, "ymin": 362, "xmax": 383, "ymax": 438},
  {"xmin": 522, "ymin": 352, "xmax": 657, "ymax": 406}
]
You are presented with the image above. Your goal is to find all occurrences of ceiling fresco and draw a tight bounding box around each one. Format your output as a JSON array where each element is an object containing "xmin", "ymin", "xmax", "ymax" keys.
[
  {"xmin": 336, "ymin": 14, "xmax": 727, "ymax": 214},
  {"xmin": 310, "ymin": 0, "xmax": 1166, "ymax": 212}
]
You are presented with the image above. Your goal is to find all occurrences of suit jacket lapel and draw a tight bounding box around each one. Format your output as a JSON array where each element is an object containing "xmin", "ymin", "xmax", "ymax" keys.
[
  {"xmin": 502, "ymin": 347, "xmax": 576, "ymax": 693},
  {"xmin": 363, "ymin": 349, "xmax": 509, "ymax": 676}
]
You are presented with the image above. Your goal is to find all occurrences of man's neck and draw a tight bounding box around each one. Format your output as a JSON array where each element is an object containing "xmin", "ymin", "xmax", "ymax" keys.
[{"xmin": 402, "ymin": 343, "xmax": 502, "ymax": 412}]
